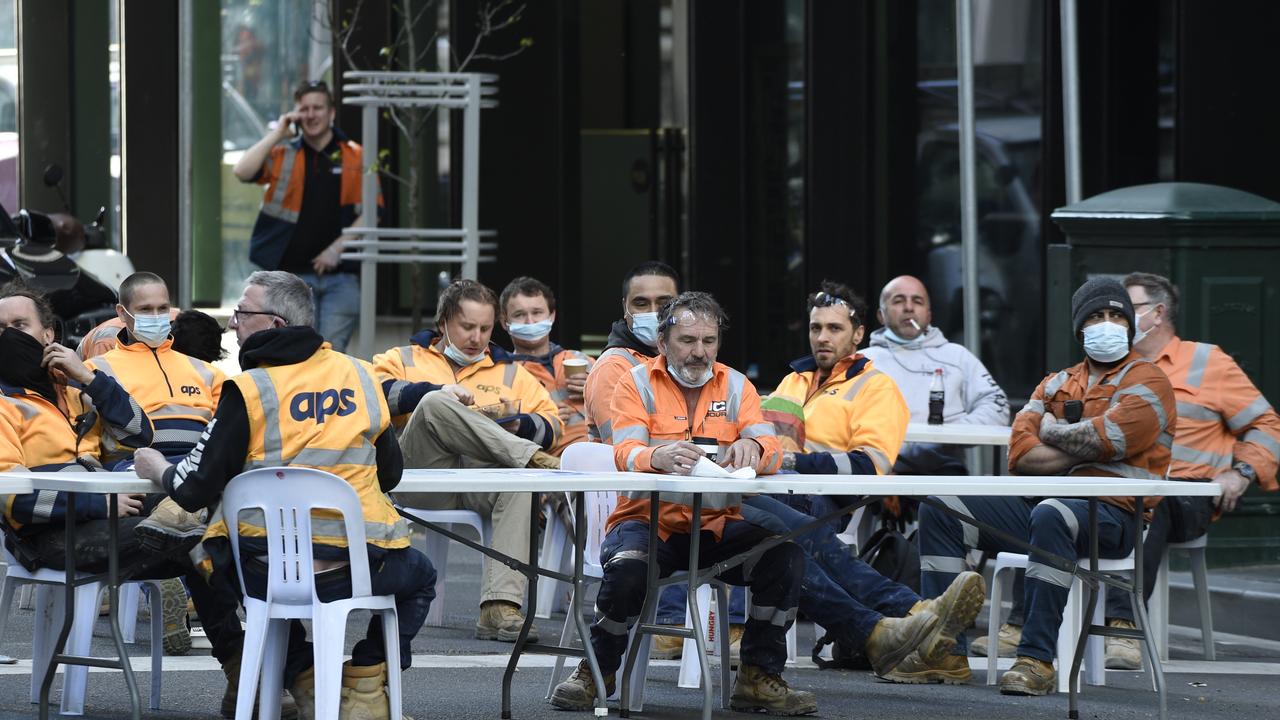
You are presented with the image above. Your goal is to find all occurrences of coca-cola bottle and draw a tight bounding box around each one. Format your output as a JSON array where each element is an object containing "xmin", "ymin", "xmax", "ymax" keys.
[{"xmin": 928, "ymin": 368, "xmax": 945, "ymax": 425}]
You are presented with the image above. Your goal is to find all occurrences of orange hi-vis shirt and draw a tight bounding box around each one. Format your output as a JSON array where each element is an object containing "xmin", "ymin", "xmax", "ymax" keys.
[
  {"xmin": 606, "ymin": 356, "xmax": 782, "ymax": 540},
  {"xmin": 583, "ymin": 346, "xmax": 650, "ymax": 443},
  {"xmin": 1152, "ymin": 337, "xmax": 1279, "ymax": 490},
  {"xmin": 1010, "ymin": 351, "xmax": 1177, "ymax": 515},
  {"xmin": 512, "ymin": 345, "xmax": 595, "ymax": 456}
]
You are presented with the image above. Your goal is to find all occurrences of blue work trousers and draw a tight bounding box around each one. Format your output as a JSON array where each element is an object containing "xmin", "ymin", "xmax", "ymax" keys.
[
  {"xmin": 590, "ymin": 519, "xmax": 805, "ymax": 675},
  {"xmin": 918, "ymin": 495, "xmax": 1134, "ymax": 663}
]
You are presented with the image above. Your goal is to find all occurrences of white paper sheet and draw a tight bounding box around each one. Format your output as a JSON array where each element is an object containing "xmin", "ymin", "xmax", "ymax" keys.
[{"xmin": 690, "ymin": 456, "xmax": 756, "ymax": 479}]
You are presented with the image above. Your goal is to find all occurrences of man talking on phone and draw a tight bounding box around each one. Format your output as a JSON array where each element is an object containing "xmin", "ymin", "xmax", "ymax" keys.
[{"xmin": 233, "ymin": 79, "xmax": 376, "ymax": 352}]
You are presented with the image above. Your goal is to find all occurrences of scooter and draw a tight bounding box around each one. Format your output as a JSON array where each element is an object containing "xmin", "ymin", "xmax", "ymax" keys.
[
  {"xmin": 41, "ymin": 163, "xmax": 137, "ymax": 289},
  {"xmin": 0, "ymin": 200, "xmax": 120, "ymax": 347}
]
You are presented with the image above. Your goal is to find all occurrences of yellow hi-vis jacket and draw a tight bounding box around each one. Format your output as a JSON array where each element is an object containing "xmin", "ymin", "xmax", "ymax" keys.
[
  {"xmin": 372, "ymin": 330, "xmax": 563, "ymax": 449},
  {"xmin": 200, "ymin": 343, "xmax": 409, "ymax": 558},
  {"xmin": 67, "ymin": 334, "xmax": 225, "ymax": 464},
  {"xmin": 764, "ymin": 353, "xmax": 908, "ymax": 475}
]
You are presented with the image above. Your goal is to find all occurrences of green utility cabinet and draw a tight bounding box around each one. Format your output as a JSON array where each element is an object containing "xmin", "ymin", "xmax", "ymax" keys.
[{"xmin": 1048, "ymin": 182, "xmax": 1280, "ymax": 567}]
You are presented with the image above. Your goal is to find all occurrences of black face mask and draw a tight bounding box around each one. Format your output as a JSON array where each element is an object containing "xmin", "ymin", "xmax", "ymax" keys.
[{"xmin": 0, "ymin": 327, "xmax": 57, "ymax": 403}]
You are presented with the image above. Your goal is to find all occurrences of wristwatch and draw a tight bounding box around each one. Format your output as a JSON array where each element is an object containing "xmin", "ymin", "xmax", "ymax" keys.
[{"xmin": 1233, "ymin": 461, "xmax": 1257, "ymax": 483}]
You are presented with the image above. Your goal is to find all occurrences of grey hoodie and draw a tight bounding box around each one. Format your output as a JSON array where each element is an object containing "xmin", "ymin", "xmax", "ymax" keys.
[{"xmin": 861, "ymin": 325, "xmax": 1009, "ymax": 473}]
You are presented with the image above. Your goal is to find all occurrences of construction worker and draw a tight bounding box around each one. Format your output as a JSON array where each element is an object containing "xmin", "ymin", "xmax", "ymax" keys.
[
  {"xmin": 1096, "ymin": 272, "xmax": 1280, "ymax": 667},
  {"xmin": 753, "ymin": 280, "xmax": 985, "ymax": 678},
  {"xmin": 500, "ymin": 276, "xmax": 594, "ymax": 456},
  {"xmin": 134, "ymin": 270, "xmax": 431, "ymax": 720},
  {"xmin": 909, "ymin": 277, "xmax": 1176, "ymax": 695},
  {"xmin": 551, "ymin": 291, "xmax": 816, "ymax": 716},
  {"xmin": 373, "ymin": 279, "xmax": 561, "ymax": 644},
  {"xmin": 0, "ymin": 281, "xmax": 255, "ymax": 716}
]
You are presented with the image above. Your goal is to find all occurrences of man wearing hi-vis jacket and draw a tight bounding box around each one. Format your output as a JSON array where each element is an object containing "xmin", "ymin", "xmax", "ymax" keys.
[
  {"xmin": 134, "ymin": 271, "xmax": 432, "ymax": 720},
  {"xmin": 550, "ymin": 291, "xmax": 816, "ymax": 716}
]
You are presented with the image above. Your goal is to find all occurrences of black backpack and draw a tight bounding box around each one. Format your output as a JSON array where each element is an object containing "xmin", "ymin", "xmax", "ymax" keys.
[{"xmin": 812, "ymin": 527, "xmax": 921, "ymax": 670}]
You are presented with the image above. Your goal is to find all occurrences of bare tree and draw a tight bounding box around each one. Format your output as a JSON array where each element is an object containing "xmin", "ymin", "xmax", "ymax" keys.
[{"xmin": 323, "ymin": 0, "xmax": 529, "ymax": 327}]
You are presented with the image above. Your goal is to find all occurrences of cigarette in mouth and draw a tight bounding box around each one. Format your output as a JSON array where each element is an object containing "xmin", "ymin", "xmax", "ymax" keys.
[{"xmin": 908, "ymin": 318, "xmax": 921, "ymax": 331}]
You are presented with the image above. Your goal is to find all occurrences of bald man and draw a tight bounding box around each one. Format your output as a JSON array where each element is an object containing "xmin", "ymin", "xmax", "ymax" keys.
[{"xmin": 861, "ymin": 275, "xmax": 1009, "ymax": 475}]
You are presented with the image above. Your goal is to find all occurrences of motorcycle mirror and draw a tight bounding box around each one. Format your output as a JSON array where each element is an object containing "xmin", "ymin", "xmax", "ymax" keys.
[
  {"xmin": 94, "ymin": 206, "xmax": 106, "ymax": 226},
  {"xmin": 42, "ymin": 164, "xmax": 65, "ymax": 188}
]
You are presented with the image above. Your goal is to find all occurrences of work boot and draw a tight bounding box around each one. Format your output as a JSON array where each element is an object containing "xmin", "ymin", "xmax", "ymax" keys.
[
  {"xmin": 550, "ymin": 660, "xmax": 615, "ymax": 711},
  {"xmin": 1105, "ymin": 618, "xmax": 1143, "ymax": 670},
  {"xmin": 158, "ymin": 578, "xmax": 192, "ymax": 656},
  {"xmin": 650, "ymin": 628, "xmax": 685, "ymax": 659},
  {"xmin": 475, "ymin": 600, "xmax": 540, "ymax": 643},
  {"xmin": 727, "ymin": 623, "xmax": 745, "ymax": 661},
  {"xmin": 136, "ymin": 497, "xmax": 208, "ymax": 555},
  {"xmin": 729, "ymin": 664, "xmax": 817, "ymax": 716},
  {"xmin": 339, "ymin": 661, "xmax": 413, "ymax": 720},
  {"xmin": 999, "ymin": 656, "xmax": 1056, "ymax": 696},
  {"xmin": 526, "ymin": 450, "xmax": 561, "ymax": 470},
  {"xmin": 879, "ymin": 650, "xmax": 971, "ymax": 684},
  {"xmin": 220, "ymin": 652, "xmax": 300, "ymax": 719},
  {"xmin": 863, "ymin": 610, "xmax": 939, "ymax": 676},
  {"xmin": 289, "ymin": 666, "xmax": 316, "ymax": 720},
  {"xmin": 970, "ymin": 622, "xmax": 1021, "ymax": 658},
  {"xmin": 911, "ymin": 571, "xmax": 986, "ymax": 664}
]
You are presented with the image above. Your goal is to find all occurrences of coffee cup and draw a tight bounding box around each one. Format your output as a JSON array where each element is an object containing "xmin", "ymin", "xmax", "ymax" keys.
[{"xmin": 563, "ymin": 358, "xmax": 589, "ymax": 377}]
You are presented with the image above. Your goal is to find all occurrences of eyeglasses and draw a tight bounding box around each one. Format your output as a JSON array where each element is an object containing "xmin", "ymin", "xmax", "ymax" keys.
[
  {"xmin": 232, "ymin": 308, "xmax": 284, "ymax": 323},
  {"xmin": 811, "ymin": 291, "xmax": 857, "ymax": 319}
]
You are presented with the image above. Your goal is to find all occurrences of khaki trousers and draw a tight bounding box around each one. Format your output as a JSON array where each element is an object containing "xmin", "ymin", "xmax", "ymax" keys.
[{"xmin": 395, "ymin": 391, "xmax": 538, "ymax": 607}]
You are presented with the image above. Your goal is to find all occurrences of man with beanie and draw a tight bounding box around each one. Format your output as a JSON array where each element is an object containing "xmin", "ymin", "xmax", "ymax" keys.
[{"xmin": 888, "ymin": 278, "xmax": 1175, "ymax": 694}]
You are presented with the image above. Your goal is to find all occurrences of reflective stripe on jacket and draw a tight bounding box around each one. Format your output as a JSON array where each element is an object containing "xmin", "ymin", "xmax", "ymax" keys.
[
  {"xmin": 583, "ymin": 346, "xmax": 649, "ymax": 443},
  {"xmin": 1, "ymin": 383, "xmax": 100, "ymax": 532},
  {"xmin": 1010, "ymin": 351, "xmax": 1176, "ymax": 515},
  {"xmin": 515, "ymin": 347, "xmax": 595, "ymax": 456},
  {"xmin": 766, "ymin": 353, "xmax": 908, "ymax": 475},
  {"xmin": 606, "ymin": 355, "xmax": 782, "ymax": 541},
  {"xmin": 202, "ymin": 345, "xmax": 408, "ymax": 553},
  {"xmin": 1153, "ymin": 337, "xmax": 1280, "ymax": 490},
  {"xmin": 68, "ymin": 336, "xmax": 225, "ymax": 464},
  {"xmin": 372, "ymin": 333, "xmax": 563, "ymax": 447},
  {"xmin": 247, "ymin": 137, "xmax": 368, "ymax": 270}
]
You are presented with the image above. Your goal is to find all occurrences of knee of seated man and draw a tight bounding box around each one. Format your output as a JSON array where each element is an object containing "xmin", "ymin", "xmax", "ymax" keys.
[
  {"xmin": 1029, "ymin": 500, "xmax": 1076, "ymax": 533},
  {"xmin": 757, "ymin": 541, "xmax": 806, "ymax": 584},
  {"xmin": 601, "ymin": 556, "xmax": 649, "ymax": 599}
]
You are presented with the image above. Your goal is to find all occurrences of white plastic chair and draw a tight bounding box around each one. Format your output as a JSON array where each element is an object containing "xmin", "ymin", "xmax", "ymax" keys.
[
  {"xmin": 987, "ymin": 549, "xmax": 1136, "ymax": 692},
  {"xmin": 535, "ymin": 443, "xmax": 614, "ymax": 619},
  {"xmin": 1147, "ymin": 533, "xmax": 1213, "ymax": 661},
  {"xmin": 0, "ymin": 545, "xmax": 165, "ymax": 714},
  {"xmin": 400, "ymin": 508, "xmax": 492, "ymax": 627},
  {"xmin": 223, "ymin": 467, "xmax": 401, "ymax": 720}
]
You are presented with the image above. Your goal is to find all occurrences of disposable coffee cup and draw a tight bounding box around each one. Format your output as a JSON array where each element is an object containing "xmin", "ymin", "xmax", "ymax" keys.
[
  {"xmin": 692, "ymin": 436, "xmax": 719, "ymax": 463},
  {"xmin": 563, "ymin": 358, "xmax": 589, "ymax": 377}
]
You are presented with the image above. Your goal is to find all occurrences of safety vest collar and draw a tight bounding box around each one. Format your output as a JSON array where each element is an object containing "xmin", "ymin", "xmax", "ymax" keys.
[
  {"xmin": 114, "ymin": 333, "xmax": 175, "ymax": 354},
  {"xmin": 787, "ymin": 352, "xmax": 868, "ymax": 380},
  {"xmin": 409, "ymin": 329, "xmax": 515, "ymax": 365},
  {"xmin": 509, "ymin": 343, "xmax": 566, "ymax": 372}
]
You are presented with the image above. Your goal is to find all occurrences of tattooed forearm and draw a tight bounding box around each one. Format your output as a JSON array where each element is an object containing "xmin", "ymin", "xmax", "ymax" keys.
[{"xmin": 1039, "ymin": 414, "xmax": 1107, "ymax": 461}]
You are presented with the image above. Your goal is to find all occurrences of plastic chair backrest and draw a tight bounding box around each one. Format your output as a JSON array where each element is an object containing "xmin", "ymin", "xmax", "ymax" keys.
[
  {"xmin": 221, "ymin": 466, "xmax": 372, "ymax": 606},
  {"xmin": 561, "ymin": 442, "xmax": 620, "ymax": 568}
]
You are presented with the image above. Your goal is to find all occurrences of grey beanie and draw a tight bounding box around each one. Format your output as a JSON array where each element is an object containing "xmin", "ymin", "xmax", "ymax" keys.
[{"xmin": 1071, "ymin": 277, "xmax": 1135, "ymax": 337}]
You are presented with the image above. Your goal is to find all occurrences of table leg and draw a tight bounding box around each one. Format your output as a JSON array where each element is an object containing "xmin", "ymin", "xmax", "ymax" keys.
[
  {"xmin": 619, "ymin": 493, "xmax": 662, "ymax": 719},
  {"xmin": 501, "ymin": 492, "xmax": 544, "ymax": 719},
  {"xmin": 1067, "ymin": 498, "xmax": 1099, "ymax": 719},
  {"xmin": 571, "ymin": 492, "xmax": 609, "ymax": 714}
]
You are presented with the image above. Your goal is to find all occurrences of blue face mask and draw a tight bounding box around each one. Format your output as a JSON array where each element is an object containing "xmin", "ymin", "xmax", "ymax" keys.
[
  {"xmin": 1082, "ymin": 321, "xmax": 1130, "ymax": 363},
  {"xmin": 508, "ymin": 319, "xmax": 554, "ymax": 343},
  {"xmin": 630, "ymin": 312, "xmax": 659, "ymax": 347},
  {"xmin": 127, "ymin": 310, "xmax": 171, "ymax": 348},
  {"xmin": 668, "ymin": 361, "xmax": 713, "ymax": 388},
  {"xmin": 442, "ymin": 330, "xmax": 486, "ymax": 366},
  {"xmin": 882, "ymin": 326, "xmax": 913, "ymax": 345}
]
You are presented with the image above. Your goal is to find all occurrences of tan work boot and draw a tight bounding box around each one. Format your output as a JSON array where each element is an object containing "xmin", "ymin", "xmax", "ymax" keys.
[
  {"xmin": 340, "ymin": 661, "xmax": 414, "ymax": 720},
  {"xmin": 526, "ymin": 450, "xmax": 561, "ymax": 470},
  {"xmin": 220, "ymin": 652, "xmax": 299, "ymax": 719},
  {"xmin": 158, "ymin": 578, "xmax": 192, "ymax": 656},
  {"xmin": 727, "ymin": 623, "xmax": 745, "ymax": 661},
  {"xmin": 999, "ymin": 656, "xmax": 1056, "ymax": 696},
  {"xmin": 911, "ymin": 571, "xmax": 986, "ymax": 664},
  {"xmin": 730, "ymin": 664, "xmax": 817, "ymax": 716},
  {"xmin": 970, "ymin": 622, "xmax": 1021, "ymax": 658},
  {"xmin": 863, "ymin": 610, "xmax": 939, "ymax": 676},
  {"xmin": 550, "ymin": 660, "xmax": 616, "ymax": 711},
  {"xmin": 476, "ymin": 600, "xmax": 540, "ymax": 643},
  {"xmin": 879, "ymin": 650, "xmax": 971, "ymax": 685},
  {"xmin": 1105, "ymin": 618, "xmax": 1142, "ymax": 669},
  {"xmin": 136, "ymin": 497, "xmax": 208, "ymax": 554},
  {"xmin": 650, "ymin": 628, "xmax": 685, "ymax": 659},
  {"xmin": 289, "ymin": 666, "xmax": 316, "ymax": 720}
]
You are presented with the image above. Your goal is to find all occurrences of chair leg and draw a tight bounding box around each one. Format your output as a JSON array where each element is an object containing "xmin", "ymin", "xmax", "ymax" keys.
[
  {"xmin": 536, "ymin": 512, "xmax": 569, "ymax": 619},
  {"xmin": 1189, "ymin": 548, "xmax": 1215, "ymax": 661},
  {"xmin": 1151, "ymin": 552, "xmax": 1171, "ymax": 663},
  {"xmin": 259, "ymin": 619, "xmax": 291, "ymax": 720},
  {"xmin": 313, "ymin": 607, "xmax": 351, "ymax": 720},
  {"xmin": 986, "ymin": 565, "xmax": 1011, "ymax": 685},
  {"xmin": 0, "ymin": 574, "xmax": 21, "ymax": 654},
  {"xmin": 236, "ymin": 607, "xmax": 269, "ymax": 720},
  {"xmin": 628, "ymin": 600, "xmax": 656, "ymax": 712},
  {"xmin": 419, "ymin": 530, "xmax": 451, "ymax": 628},
  {"xmin": 678, "ymin": 584, "xmax": 714, "ymax": 689},
  {"xmin": 119, "ymin": 582, "xmax": 141, "ymax": 644},
  {"xmin": 31, "ymin": 584, "xmax": 57, "ymax": 705},
  {"xmin": 1056, "ymin": 578, "xmax": 1082, "ymax": 695},
  {"xmin": 60, "ymin": 581, "xmax": 104, "ymax": 715},
  {"xmin": 547, "ymin": 590, "xmax": 579, "ymax": 699},
  {"xmin": 1084, "ymin": 583, "xmax": 1106, "ymax": 687},
  {"xmin": 381, "ymin": 609, "xmax": 403, "ymax": 720}
]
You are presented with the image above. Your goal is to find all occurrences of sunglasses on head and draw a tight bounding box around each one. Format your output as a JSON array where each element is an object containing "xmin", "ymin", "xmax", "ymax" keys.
[{"xmin": 811, "ymin": 291, "xmax": 857, "ymax": 319}]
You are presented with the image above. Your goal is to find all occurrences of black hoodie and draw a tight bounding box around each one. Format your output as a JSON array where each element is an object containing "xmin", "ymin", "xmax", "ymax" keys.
[
  {"xmin": 162, "ymin": 326, "xmax": 403, "ymax": 513},
  {"xmin": 604, "ymin": 318, "xmax": 657, "ymax": 357}
]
